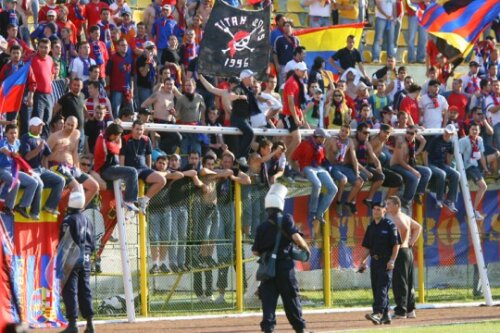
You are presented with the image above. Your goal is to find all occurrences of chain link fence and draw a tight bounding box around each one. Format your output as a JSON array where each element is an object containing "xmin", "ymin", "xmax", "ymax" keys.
[{"xmin": 81, "ymin": 180, "xmax": 500, "ymax": 318}]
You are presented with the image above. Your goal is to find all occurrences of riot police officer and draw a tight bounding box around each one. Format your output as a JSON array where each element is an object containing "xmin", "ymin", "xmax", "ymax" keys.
[
  {"xmin": 359, "ymin": 202, "xmax": 401, "ymax": 325},
  {"xmin": 59, "ymin": 189, "xmax": 95, "ymax": 333},
  {"xmin": 252, "ymin": 183, "xmax": 311, "ymax": 333}
]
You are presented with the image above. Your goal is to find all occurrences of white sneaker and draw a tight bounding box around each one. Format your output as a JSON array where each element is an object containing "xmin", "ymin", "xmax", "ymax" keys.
[
  {"xmin": 124, "ymin": 201, "xmax": 139, "ymax": 212},
  {"xmin": 444, "ymin": 201, "xmax": 458, "ymax": 213},
  {"xmin": 214, "ymin": 294, "xmax": 225, "ymax": 304},
  {"xmin": 435, "ymin": 200, "xmax": 443, "ymax": 208},
  {"xmin": 474, "ymin": 210, "xmax": 485, "ymax": 221},
  {"xmin": 138, "ymin": 197, "xmax": 150, "ymax": 214},
  {"xmin": 407, "ymin": 310, "xmax": 416, "ymax": 318}
]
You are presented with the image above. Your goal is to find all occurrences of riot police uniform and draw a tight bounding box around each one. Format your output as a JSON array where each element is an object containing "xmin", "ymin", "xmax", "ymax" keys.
[
  {"xmin": 60, "ymin": 191, "xmax": 95, "ymax": 333},
  {"xmin": 361, "ymin": 215, "xmax": 401, "ymax": 324},
  {"xmin": 252, "ymin": 210, "xmax": 306, "ymax": 333}
]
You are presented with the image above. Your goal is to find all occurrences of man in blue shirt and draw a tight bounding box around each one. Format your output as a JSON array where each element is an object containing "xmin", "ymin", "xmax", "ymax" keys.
[
  {"xmin": 20, "ymin": 117, "xmax": 65, "ymax": 216},
  {"xmin": 151, "ymin": 4, "xmax": 183, "ymax": 63},
  {"xmin": 0, "ymin": 124, "xmax": 41, "ymax": 218}
]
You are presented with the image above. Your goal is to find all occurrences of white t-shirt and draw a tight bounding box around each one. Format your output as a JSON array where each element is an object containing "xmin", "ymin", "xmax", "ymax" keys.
[
  {"xmin": 69, "ymin": 57, "xmax": 97, "ymax": 81},
  {"xmin": 307, "ymin": 0, "xmax": 331, "ymax": 17},
  {"xmin": 375, "ymin": 0, "xmax": 396, "ymax": 19},
  {"xmin": 418, "ymin": 94, "xmax": 449, "ymax": 128},
  {"xmin": 485, "ymin": 95, "xmax": 500, "ymax": 126}
]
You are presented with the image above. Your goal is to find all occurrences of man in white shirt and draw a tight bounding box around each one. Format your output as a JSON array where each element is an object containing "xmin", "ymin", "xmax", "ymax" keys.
[
  {"xmin": 303, "ymin": 0, "xmax": 332, "ymax": 28},
  {"xmin": 419, "ymin": 79, "xmax": 448, "ymax": 128},
  {"xmin": 69, "ymin": 41, "xmax": 96, "ymax": 81},
  {"xmin": 461, "ymin": 61, "xmax": 482, "ymax": 95},
  {"xmin": 484, "ymin": 80, "xmax": 500, "ymax": 149}
]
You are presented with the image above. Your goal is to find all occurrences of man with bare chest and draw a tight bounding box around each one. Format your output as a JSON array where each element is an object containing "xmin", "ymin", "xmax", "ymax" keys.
[
  {"xmin": 385, "ymin": 196, "xmax": 422, "ymax": 319},
  {"xmin": 141, "ymin": 77, "xmax": 181, "ymax": 153},
  {"xmin": 47, "ymin": 116, "xmax": 99, "ymax": 208}
]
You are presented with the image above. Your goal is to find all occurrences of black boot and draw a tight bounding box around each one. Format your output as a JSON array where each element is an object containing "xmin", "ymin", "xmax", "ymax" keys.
[
  {"xmin": 59, "ymin": 319, "xmax": 78, "ymax": 333},
  {"xmin": 84, "ymin": 317, "xmax": 95, "ymax": 333}
]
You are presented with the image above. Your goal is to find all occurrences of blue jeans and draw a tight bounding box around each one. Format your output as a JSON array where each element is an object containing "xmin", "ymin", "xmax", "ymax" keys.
[
  {"xmin": 32, "ymin": 0, "xmax": 39, "ymax": 27},
  {"xmin": 32, "ymin": 167, "xmax": 65, "ymax": 212},
  {"xmin": 303, "ymin": 166, "xmax": 337, "ymax": 220},
  {"xmin": 0, "ymin": 169, "xmax": 40, "ymax": 210},
  {"xmin": 110, "ymin": 91, "xmax": 125, "ymax": 119},
  {"xmin": 33, "ymin": 92, "xmax": 53, "ymax": 138},
  {"xmin": 310, "ymin": 16, "xmax": 332, "ymax": 27},
  {"xmin": 136, "ymin": 86, "xmax": 152, "ymax": 107},
  {"xmin": 494, "ymin": 122, "xmax": 500, "ymax": 150},
  {"xmin": 170, "ymin": 206, "xmax": 188, "ymax": 266},
  {"xmin": 390, "ymin": 165, "xmax": 431, "ymax": 204},
  {"xmin": 428, "ymin": 164, "xmax": 460, "ymax": 203},
  {"xmin": 339, "ymin": 17, "xmax": 358, "ymax": 25},
  {"xmin": 230, "ymin": 114, "xmax": 254, "ymax": 159},
  {"xmin": 100, "ymin": 166, "xmax": 138, "ymax": 202},
  {"xmin": 149, "ymin": 207, "xmax": 171, "ymax": 244},
  {"xmin": 242, "ymin": 184, "xmax": 266, "ymax": 238},
  {"xmin": 406, "ymin": 15, "xmax": 428, "ymax": 62},
  {"xmin": 372, "ymin": 17, "xmax": 395, "ymax": 61},
  {"xmin": 180, "ymin": 133, "xmax": 202, "ymax": 155}
]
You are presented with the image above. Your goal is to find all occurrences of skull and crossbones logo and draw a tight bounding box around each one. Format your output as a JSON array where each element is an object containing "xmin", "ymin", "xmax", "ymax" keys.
[{"xmin": 221, "ymin": 21, "xmax": 263, "ymax": 57}]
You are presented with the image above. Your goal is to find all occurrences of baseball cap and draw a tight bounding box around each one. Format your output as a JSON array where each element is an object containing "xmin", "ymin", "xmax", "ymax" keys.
[
  {"xmin": 448, "ymin": 105, "xmax": 459, "ymax": 113},
  {"xmin": 228, "ymin": 76, "xmax": 240, "ymax": 85},
  {"xmin": 120, "ymin": 8, "xmax": 132, "ymax": 16},
  {"xmin": 469, "ymin": 60, "xmax": 480, "ymax": 67},
  {"xmin": 169, "ymin": 153, "xmax": 180, "ymax": 160},
  {"xmin": 47, "ymin": 10, "xmax": 56, "ymax": 17},
  {"xmin": 371, "ymin": 201, "xmax": 385, "ymax": 208},
  {"xmin": 138, "ymin": 107, "xmax": 151, "ymax": 115},
  {"xmin": 357, "ymin": 82, "xmax": 368, "ymax": 91},
  {"xmin": 314, "ymin": 87, "xmax": 322, "ymax": 94},
  {"xmin": 381, "ymin": 105, "xmax": 394, "ymax": 114},
  {"xmin": 239, "ymin": 69, "xmax": 255, "ymax": 80},
  {"xmin": 294, "ymin": 62, "xmax": 307, "ymax": 71},
  {"xmin": 29, "ymin": 117, "xmax": 44, "ymax": 127},
  {"xmin": 162, "ymin": 4, "xmax": 172, "ymax": 10},
  {"xmin": 143, "ymin": 41, "xmax": 155, "ymax": 49},
  {"xmin": 313, "ymin": 128, "xmax": 329, "ymax": 138},
  {"xmin": 444, "ymin": 124, "xmax": 456, "ymax": 134}
]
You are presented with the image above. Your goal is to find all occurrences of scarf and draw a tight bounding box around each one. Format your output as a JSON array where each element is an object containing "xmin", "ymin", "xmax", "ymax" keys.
[
  {"xmin": 493, "ymin": 95, "xmax": 500, "ymax": 106},
  {"xmin": 73, "ymin": 4, "xmax": 84, "ymax": 20},
  {"xmin": 90, "ymin": 40, "xmax": 104, "ymax": 65},
  {"xmin": 335, "ymin": 137, "xmax": 348, "ymax": 163},
  {"xmin": 182, "ymin": 43, "xmax": 197, "ymax": 69},
  {"xmin": 470, "ymin": 135, "xmax": 480, "ymax": 159},
  {"xmin": 146, "ymin": 56, "xmax": 156, "ymax": 83},
  {"xmin": 293, "ymin": 73, "xmax": 306, "ymax": 106},
  {"xmin": 80, "ymin": 56, "xmax": 90, "ymax": 76},
  {"xmin": 356, "ymin": 139, "xmax": 368, "ymax": 166},
  {"xmin": 185, "ymin": 92, "xmax": 195, "ymax": 102},
  {"xmin": 406, "ymin": 137, "xmax": 416, "ymax": 167},
  {"xmin": 332, "ymin": 100, "xmax": 343, "ymax": 126},
  {"xmin": 428, "ymin": 93, "xmax": 439, "ymax": 108},
  {"xmin": 309, "ymin": 137, "xmax": 322, "ymax": 167}
]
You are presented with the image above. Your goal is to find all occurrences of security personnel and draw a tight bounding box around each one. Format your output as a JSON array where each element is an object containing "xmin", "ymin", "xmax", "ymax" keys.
[
  {"xmin": 59, "ymin": 189, "xmax": 95, "ymax": 333},
  {"xmin": 252, "ymin": 184, "xmax": 311, "ymax": 333},
  {"xmin": 359, "ymin": 202, "xmax": 401, "ymax": 325}
]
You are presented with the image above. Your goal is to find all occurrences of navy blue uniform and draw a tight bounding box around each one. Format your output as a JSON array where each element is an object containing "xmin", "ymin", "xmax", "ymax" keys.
[
  {"xmin": 252, "ymin": 212, "xmax": 306, "ymax": 333},
  {"xmin": 362, "ymin": 218, "xmax": 401, "ymax": 315},
  {"xmin": 60, "ymin": 209, "xmax": 95, "ymax": 321}
]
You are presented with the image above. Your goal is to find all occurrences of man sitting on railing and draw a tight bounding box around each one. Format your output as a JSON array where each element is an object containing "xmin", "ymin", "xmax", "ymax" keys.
[
  {"xmin": 47, "ymin": 116, "xmax": 100, "ymax": 209},
  {"xmin": 119, "ymin": 120, "xmax": 166, "ymax": 213}
]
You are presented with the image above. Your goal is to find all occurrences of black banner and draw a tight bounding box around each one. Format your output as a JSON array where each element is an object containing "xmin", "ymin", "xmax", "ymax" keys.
[{"xmin": 198, "ymin": 0, "xmax": 271, "ymax": 78}]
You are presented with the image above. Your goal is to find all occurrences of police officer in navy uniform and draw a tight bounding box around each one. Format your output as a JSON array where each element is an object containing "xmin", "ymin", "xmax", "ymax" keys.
[
  {"xmin": 59, "ymin": 188, "xmax": 95, "ymax": 333},
  {"xmin": 252, "ymin": 183, "xmax": 311, "ymax": 333},
  {"xmin": 359, "ymin": 201, "xmax": 401, "ymax": 325}
]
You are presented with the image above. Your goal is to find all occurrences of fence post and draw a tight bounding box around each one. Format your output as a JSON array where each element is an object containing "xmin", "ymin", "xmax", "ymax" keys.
[
  {"xmin": 323, "ymin": 209, "xmax": 332, "ymax": 307},
  {"xmin": 138, "ymin": 181, "xmax": 148, "ymax": 316},
  {"xmin": 415, "ymin": 202, "xmax": 425, "ymax": 303},
  {"xmin": 112, "ymin": 180, "xmax": 136, "ymax": 321},
  {"xmin": 452, "ymin": 135, "xmax": 493, "ymax": 305},
  {"xmin": 234, "ymin": 183, "xmax": 244, "ymax": 312}
]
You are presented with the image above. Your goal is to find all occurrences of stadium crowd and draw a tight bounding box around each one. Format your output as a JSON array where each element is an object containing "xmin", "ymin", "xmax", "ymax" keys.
[{"xmin": 0, "ymin": 0, "xmax": 499, "ymax": 304}]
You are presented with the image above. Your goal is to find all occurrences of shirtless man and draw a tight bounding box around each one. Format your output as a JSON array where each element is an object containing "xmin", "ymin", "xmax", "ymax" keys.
[
  {"xmin": 199, "ymin": 74, "xmax": 241, "ymax": 124},
  {"xmin": 369, "ymin": 124, "xmax": 403, "ymax": 198},
  {"xmin": 47, "ymin": 116, "xmax": 100, "ymax": 207},
  {"xmin": 389, "ymin": 125, "xmax": 431, "ymax": 210},
  {"xmin": 385, "ymin": 196, "xmax": 422, "ymax": 319},
  {"xmin": 325, "ymin": 125, "xmax": 363, "ymax": 216},
  {"xmin": 141, "ymin": 77, "xmax": 182, "ymax": 153}
]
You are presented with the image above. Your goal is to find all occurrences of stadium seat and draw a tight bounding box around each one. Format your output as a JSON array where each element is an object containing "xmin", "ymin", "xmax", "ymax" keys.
[
  {"xmin": 402, "ymin": 16, "xmax": 408, "ymax": 30},
  {"xmin": 363, "ymin": 50, "xmax": 372, "ymax": 63},
  {"xmin": 272, "ymin": 0, "xmax": 281, "ymax": 12},
  {"xmin": 397, "ymin": 33, "xmax": 407, "ymax": 47},
  {"xmin": 136, "ymin": 0, "xmax": 150, "ymax": 10},
  {"xmin": 380, "ymin": 51, "xmax": 387, "ymax": 63},
  {"xmin": 364, "ymin": 30, "xmax": 375, "ymax": 46},
  {"xmin": 400, "ymin": 50, "xmax": 408, "ymax": 64},
  {"xmin": 286, "ymin": 13, "xmax": 306, "ymax": 28},
  {"xmin": 287, "ymin": 1, "xmax": 307, "ymax": 13},
  {"xmin": 133, "ymin": 10, "xmax": 143, "ymax": 23}
]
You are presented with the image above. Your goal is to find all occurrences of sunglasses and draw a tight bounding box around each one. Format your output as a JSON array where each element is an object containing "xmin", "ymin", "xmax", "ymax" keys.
[
  {"xmin": 81, "ymin": 162, "xmax": 91, "ymax": 167},
  {"xmin": 362, "ymin": 131, "xmax": 370, "ymax": 135},
  {"xmin": 333, "ymin": 94, "xmax": 342, "ymax": 97}
]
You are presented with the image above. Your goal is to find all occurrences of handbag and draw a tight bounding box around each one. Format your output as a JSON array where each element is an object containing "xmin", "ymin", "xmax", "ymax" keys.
[
  {"xmin": 274, "ymin": 214, "xmax": 310, "ymax": 263},
  {"xmin": 255, "ymin": 216, "xmax": 283, "ymax": 282}
]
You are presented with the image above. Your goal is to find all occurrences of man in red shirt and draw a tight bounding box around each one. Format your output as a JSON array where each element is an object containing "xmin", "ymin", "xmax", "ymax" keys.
[
  {"xmin": 399, "ymin": 83, "xmax": 421, "ymax": 125},
  {"xmin": 282, "ymin": 61, "xmax": 307, "ymax": 163},
  {"xmin": 106, "ymin": 38, "xmax": 134, "ymax": 118},
  {"xmin": 444, "ymin": 78, "xmax": 468, "ymax": 122},
  {"xmin": 30, "ymin": 38, "xmax": 55, "ymax": 137},
  {"xmin": 88, "ymin": 25, "xmax": 109, "ymax": 80},
  {"xmin": 291, "ymin": 128, "xmax": 337, "ymax": 242},
  {"xmin": 38, "ymin": 0, "xmax": 59, "ymax": 24},
  {"xmin": 85, "ymin": 0, "xmax": 109, "ymax": 31},
  {"xmin": 67, "ymin": 0, "xmax": 87, "ymax": 38}
]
